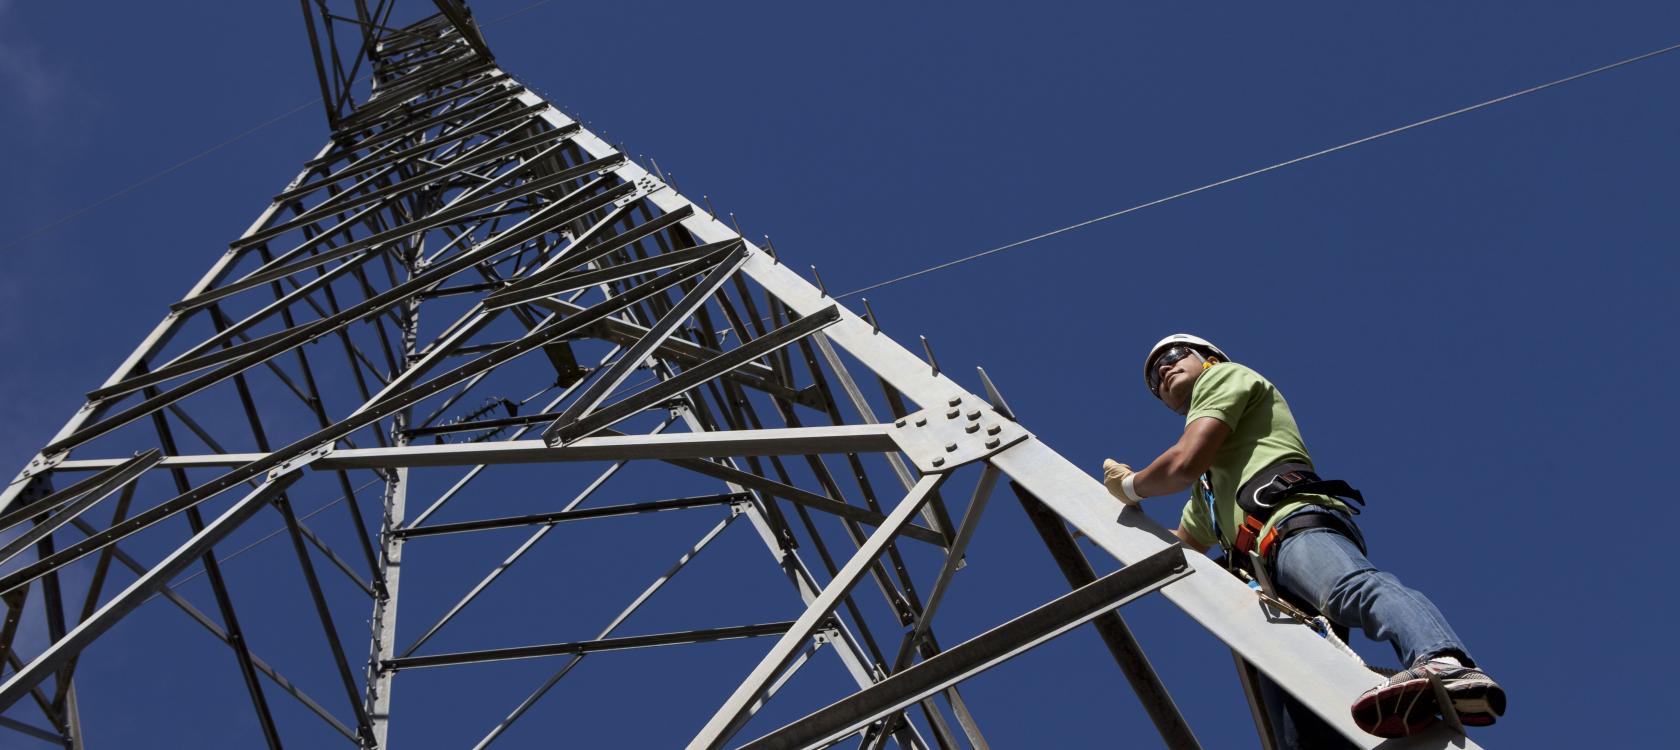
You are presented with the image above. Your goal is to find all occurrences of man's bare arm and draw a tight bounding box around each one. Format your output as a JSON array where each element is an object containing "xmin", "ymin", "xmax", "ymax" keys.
[
  {"xmin": 1133, "ymin": 416, "xmax": 1230, "ymax": 498},
  {"xmin": 1172, "ymin": 526, "xmax": 1211, "ymax": 555}
]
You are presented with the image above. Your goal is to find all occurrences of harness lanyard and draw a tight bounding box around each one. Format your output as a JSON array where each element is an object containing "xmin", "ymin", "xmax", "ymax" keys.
[{"xmin": 1199, "ymin": 471, "xmax": 1232, "ymax": 560}]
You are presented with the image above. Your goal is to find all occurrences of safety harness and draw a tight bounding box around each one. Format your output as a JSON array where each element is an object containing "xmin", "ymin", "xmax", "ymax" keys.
[{"xmin": 1217, "ymin": 461, "xmax": 1368, "ymax": 564}]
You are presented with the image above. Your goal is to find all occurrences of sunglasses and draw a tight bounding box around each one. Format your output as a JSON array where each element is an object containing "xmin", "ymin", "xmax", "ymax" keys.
[{"xmin": 1147, "ymin": 345, "xmax": 1199, "ymax": 394}]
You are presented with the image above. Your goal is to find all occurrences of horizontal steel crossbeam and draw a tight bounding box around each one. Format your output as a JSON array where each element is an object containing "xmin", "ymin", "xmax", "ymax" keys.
[
  {"xmin": 386, "ymin": 621, "xmax": 797, "ymax": 671},
  {"xmin": 0, "ymin": 9, "xmax": 1492, "ymax": 748},
  {"xmin": 394, "ymin": 492, "xmax": 750, "ymax": 539},
  {"xmin": 50, "ymin": 425, "xmax": 902, "ymax": 471},
  {"xmin": 737, "ymin": 545, "xmax": 1193, "ymax": 750}
]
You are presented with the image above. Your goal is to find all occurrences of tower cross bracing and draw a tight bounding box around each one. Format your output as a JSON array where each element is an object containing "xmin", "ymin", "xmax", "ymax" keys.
[{"xmin": 0, "ymin": 5, "xmax": 1481, "ymax": 748}]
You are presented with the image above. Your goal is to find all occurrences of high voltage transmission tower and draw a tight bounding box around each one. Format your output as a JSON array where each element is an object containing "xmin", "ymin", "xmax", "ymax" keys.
[{"xmin": 0, "ymin": 3, "xmax": 1478, "ymax": 748}]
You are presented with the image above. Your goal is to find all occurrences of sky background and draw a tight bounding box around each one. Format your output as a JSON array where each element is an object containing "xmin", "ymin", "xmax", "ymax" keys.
[{"xmin": 2, "ymin": 1, "xmax": 1678, "ymax": 747}]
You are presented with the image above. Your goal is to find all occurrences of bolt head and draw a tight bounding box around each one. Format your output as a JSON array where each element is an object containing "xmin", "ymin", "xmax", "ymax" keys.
[
  {"xmin": 944, "ymin": 443, "xmax": 957, "ymax": 452},
  {"xmin": 948, "ymin": 397, "xmax": 962, "ymax": 407},
  {"xmin": 986, "ymin": 425, "xmax": 1002, "ymax": 435},
  {"xmin": 895, "ymin": 419, "xmax": 907, "ymax": 428},
  {"xmin": 965, "ymin": 423, "xmax": 980, "ymax": 433},
  {"xmin": 984, "ymin": 438, "xmax": 1001, "ymax": 449},
  {"xmin": 931, "ymin": 457, "xmax": 946, "ymax": 467},
  {"xmin": 966, "ymin": 410, "xmax": 980, "ymax": 420},
  {"xmin": 914, "ymin": 417, "xmax": 928, "ymax": 427},
  {"xmin": 946, "ymin": 409, "xmax": 960, "ymax": 419}
]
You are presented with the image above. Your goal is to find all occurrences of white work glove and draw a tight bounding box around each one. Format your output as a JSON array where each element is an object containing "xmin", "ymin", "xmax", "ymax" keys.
[{"xmin": 1102, "ymin": 459, "xmax": 1145, "ymax": 506}]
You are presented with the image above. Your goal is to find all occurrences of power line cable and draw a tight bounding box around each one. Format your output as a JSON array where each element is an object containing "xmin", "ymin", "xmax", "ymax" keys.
[
  {"xmin": 836, "ymin": 40, "xmax": 1680, "ymax": 299},
  {"xmin": 154, "ymin": 477, "xmax": 382, "ymax": 597},
  {"xmin": 486, "ymin": 0, "xmax": 557, "ymax": 25},
  {"xmin": 0, "ymin": 99, "xmax": 320, "ymax": 253}
]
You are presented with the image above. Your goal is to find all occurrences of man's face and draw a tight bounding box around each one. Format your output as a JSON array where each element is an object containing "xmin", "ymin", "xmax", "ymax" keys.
[{"xmin": 1151, "ymin": 347, "xmax": 1207, "ymax": 415}]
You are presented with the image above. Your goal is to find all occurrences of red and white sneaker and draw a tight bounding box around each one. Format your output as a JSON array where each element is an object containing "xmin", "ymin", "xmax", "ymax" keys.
[{"xmin": 1351, "ymin": 660, "xmax": 1506, "ymax": 737}]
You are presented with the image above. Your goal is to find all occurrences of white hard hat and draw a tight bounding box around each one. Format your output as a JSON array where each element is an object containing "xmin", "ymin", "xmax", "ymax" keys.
[{"xmin": 1143, "ymin": 334, "xmax": 1230, "ymax": 396}]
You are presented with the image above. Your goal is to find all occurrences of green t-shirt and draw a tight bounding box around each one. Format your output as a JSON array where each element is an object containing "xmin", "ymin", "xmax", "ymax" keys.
[{"xmin": 1176, "ymin": 362, "xmax": 1350, "ymax": 551}]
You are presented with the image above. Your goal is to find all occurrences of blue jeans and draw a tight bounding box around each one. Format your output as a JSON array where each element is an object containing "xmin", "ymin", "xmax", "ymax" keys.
[
  {"xmin": 1272, "ymin": 506, "xmax": 1468, "ymax": 667},
  {"xmin": 1257, "ymin": 506, "xmax": 1471, "ymax": 748}
]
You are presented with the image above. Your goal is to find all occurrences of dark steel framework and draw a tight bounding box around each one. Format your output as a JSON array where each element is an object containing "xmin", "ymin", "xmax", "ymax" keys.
[{"xmin": 0, "ymin": 5, "xmax": 1479, "ymax": 749}]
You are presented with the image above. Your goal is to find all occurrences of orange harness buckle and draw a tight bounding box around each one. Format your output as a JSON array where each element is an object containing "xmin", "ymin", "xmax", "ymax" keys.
[
  {"xmin": 1233, "ymin": 515, "xmax": 1264, "ymax": 555},
  {"xmin": 1233, "ymin": 514, "xmax": 1286, "ymax": 559}
]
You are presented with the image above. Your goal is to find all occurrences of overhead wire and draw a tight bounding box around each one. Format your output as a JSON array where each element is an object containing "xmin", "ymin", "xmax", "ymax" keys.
[
  {"xmin": 31, "ymin": 17, "xmax": 1672, "ymax": 623},
  {"xmin": 153, "ymin": 477, "xmax": 383, "ymax": 597},
  {"xmin": 835, "ymin": 40, "xmax": 1680, "ymax": 299},
  {"xmin": 6, "ymin": 20, "xmax": 1669, "ymax": 272},
  {"xmin": 0, "ymin": 99, "xmax": 321, "ymax": 253},
  {"xmin": 484, "ymin": 0, "xmax": 557, "ymax": 26}
]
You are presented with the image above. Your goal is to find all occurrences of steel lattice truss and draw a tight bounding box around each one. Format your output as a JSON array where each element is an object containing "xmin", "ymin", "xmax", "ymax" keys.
[{"xmin": 0, "ymin": 6, "xmax": 1478, "ymax": 749}]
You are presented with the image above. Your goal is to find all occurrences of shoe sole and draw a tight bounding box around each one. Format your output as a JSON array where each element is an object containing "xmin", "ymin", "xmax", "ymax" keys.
[
  {"xmin": 1352, "ymin": 680, "xmax": 1439, "ymax": 738},
  {"xmin": 1353, "ymin": 676, "xmax": 1508, "ymax": 737}
]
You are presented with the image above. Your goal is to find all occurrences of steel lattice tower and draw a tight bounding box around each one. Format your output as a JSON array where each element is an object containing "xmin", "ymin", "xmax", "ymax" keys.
[{"xmin": 0, "ymin": 4, "xmax": 1481, "ymax": 748}]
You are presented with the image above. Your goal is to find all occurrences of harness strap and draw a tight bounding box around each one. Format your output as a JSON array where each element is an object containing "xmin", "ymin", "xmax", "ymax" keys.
[
  {"xmin": 1235, "ymin": 461, "xmax": 1365, "ymax": 518},
  {"xmin": 1256, "ymin": 511, "xmax": 1366, "ymax": 558},
  {"xmin": 1230, "ymin": 461, "xmax": 1367, "ymax": 559}
]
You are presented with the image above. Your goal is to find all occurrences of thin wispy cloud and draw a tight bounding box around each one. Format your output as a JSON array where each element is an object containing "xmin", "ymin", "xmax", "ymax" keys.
[{"xmin": 0, "ymin": 0, "xmax": 68, "ymax": 125}]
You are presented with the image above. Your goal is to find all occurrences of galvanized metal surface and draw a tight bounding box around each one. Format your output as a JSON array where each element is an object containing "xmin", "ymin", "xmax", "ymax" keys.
[{"xmin": 0, "ymin": 5, "xmax": 1487, "ymax": 749}]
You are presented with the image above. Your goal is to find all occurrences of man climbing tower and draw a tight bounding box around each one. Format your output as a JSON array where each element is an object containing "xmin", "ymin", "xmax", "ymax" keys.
[{"xmin": 1100, "ymin": 333, "xmax": 1506, "ymax": 743}]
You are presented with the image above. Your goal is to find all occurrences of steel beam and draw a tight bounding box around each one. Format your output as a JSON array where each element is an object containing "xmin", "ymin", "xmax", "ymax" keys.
[
  {"xmin": 388, "ymin": 621, "xmax": 797, "ymax": 671},
  {"xmin": 535, "ymin": 98, "xmax": 1482, "ymax": 743},
  {"xmin": 69, "ymin": 518, "xmax": 360, "ymax": 744},
  {"xmin": 552, "ymin": 305, "xmax": 842, "ymax": 444},
  {"xmin": 393, "ymin": 492, "xmax": 749, "ymax": 539},
  {"xmin": 1, "ymin": 236, "xmax": 729, "ymax": 597},
  {"xmin": 654, "ymin": 454, "xmax": 946, "ymax": 548},
  {"xmin": 662, "ymin": 409, "xmax": 932, "ymax": 750},
  {"xmin": 685, "ymin": 473, "xmax": 945, "ymax": 750},
  {"xmin": 318, "ymin": 425, "xmax": 898, "ymax": 468},
  {"xmin": 468, "ymin": 512, "xmax": 736, "ymax": 748},
  {"xmin": 0, "ymin": 473, "xmax": 304, "ymax": 712},
  {"xmin": 0, "ymin": 12, "xmax": 1492, "ymax": 748},
  {"xmin": 736, "ymin": 545, "xmax": 1193, "ymax": 750},
  {"xmin": 528, "ymin": 295, "xmax": 809, "ymax": 405},
  {"xmin": 988, "ymin": 438, "xmax": 1471, "ymax": 748},
  {"xmin": 541, "ymin": 244, "xmax": 751, "ymax": 443},
  {"xmin": 0, "ymin": 715, "xmax": 61, "ymax": 746},
  {"xmin": 0, "ymin": 452, "xmax": 157, "ymax": 567},
  {"xmin": 1012, "ymin": 481, "xmax": 1201, "ymax": 750},
  {"xmin": 0, "ymin": 133, "xmax": 336, "ymax": 515}
]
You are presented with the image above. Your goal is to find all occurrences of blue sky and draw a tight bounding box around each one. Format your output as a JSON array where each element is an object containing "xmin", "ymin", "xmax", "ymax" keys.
[{"xmin": 1, "ymin": 1, "xmax": 1677, "ymax": 747}]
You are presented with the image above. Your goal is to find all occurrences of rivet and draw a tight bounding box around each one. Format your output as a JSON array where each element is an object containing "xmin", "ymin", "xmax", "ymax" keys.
[
  {"xmin": 965, "ymin": 423, "xmax": 980, "ymax": 433},
  {"xmin": 932, "ymin": 457, "xmax": 946, "ymax": 467},
  {"xmin": 945, "ymin": 443, "xmax": 958, "ymax": 452},
  {"xmin": 984, "ymin": 438, "xmax": 1000, "ymax": 449},
  {"xmin": 986, "ymin": 425, "xmax": 1002, "ymax": 435}
]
